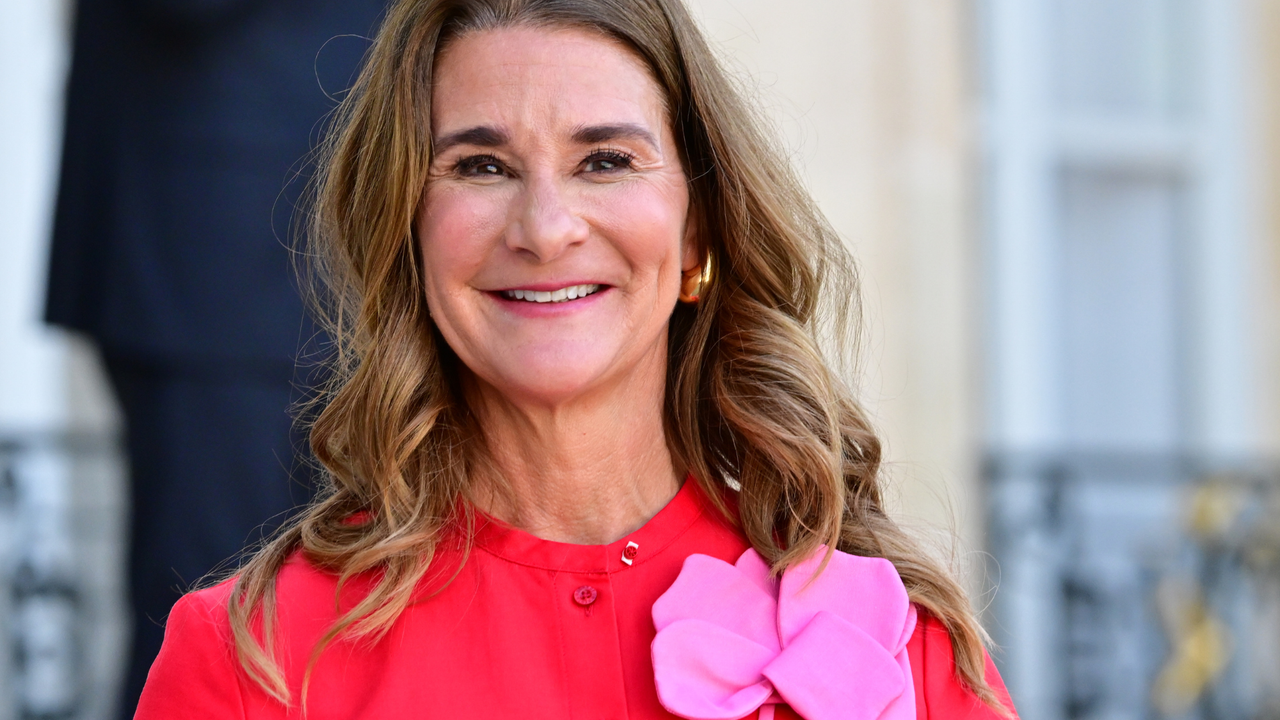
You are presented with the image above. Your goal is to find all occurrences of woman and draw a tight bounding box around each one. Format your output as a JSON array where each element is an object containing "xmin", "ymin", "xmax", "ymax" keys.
[{"xmin": 136, "ymin": 0, "xmax": 1019, "ymax": 718}]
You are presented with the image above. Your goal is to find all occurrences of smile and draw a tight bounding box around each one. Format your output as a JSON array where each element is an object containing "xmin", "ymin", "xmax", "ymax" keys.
[{"xmin": 501, "ymin": 284, "xmax": 602, "ymax": 303}]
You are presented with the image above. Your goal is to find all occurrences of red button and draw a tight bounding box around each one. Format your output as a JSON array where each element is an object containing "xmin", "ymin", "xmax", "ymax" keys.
[
  {"xmin": 623, "ymin": 545, "xmax": 639, "ymax": 560},
  {"xmin": 572, "ymin": 586, "xmax": 598, "ymax": 606}
]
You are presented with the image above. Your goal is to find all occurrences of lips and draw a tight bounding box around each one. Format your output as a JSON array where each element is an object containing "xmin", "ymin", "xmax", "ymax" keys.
[{"xmin": 501, "ymin": 284, "xmax": 602, "ymax": 304}]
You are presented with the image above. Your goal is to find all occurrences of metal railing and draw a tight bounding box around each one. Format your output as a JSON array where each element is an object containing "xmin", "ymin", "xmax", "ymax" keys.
[
  {"xmin": 986, "ymin": 452, "xmax": 1280, "ymax": 720},
  {"xmin": 0, "ymin": 432, "xmax": 126, "ymax": 720}
]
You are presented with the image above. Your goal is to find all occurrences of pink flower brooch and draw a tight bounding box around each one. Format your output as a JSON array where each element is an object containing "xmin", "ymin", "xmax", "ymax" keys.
[{"xmin": 651, "ymin": 546, "xmax": 917, "ymax": 720}]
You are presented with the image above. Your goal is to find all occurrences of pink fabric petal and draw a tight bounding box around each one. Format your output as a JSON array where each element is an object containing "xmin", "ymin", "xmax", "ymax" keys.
[
  {"xmin": 894, "ymin": 605, "xmax": 918, "ymax": 655},
  {"xmin": 651, "ymin": 546, "xmax": 918, "ymax": 720},
  {"xmin": 654, "ymin": 554, "xmax": 780, "ymax": 654},
  {"xmin": 763, "ymin": 611, "xmax": 910, "ymax": 720},
  {"xmin": 735, "ymin": 549, "xmax": 778, "ymax": 600},
  {"xmin": 777, "ymin": 551, "xmax": 912, "ymax": 653},
  {"xmin": 876, "ymin": 640, "xmax": 918, "ymax": 720},
  {"xmin": 652, "ymin": 619, "xmax": 778, "ymax": 719}
]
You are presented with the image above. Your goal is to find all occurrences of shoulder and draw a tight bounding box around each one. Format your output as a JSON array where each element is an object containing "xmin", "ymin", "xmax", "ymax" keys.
[
  {"xmin": 906, "ymin": 609, "xmax": 1019, "ymax": 720},
  {"xmin": 153, "ymin": 552, "xmax": 347, "ymax": 639},
  {"xmin": 135, "ymin": 553, "xmax": 349, "ymax": 719},
  {"xmin": 134, "ymin": 579, "xmax": 244, "ymax": 719}
]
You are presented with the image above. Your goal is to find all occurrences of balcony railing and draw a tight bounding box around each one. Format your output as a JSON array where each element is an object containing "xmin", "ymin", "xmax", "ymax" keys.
[
  {"xmin": 987, "ymin": 451, "xmax": 1280, "ymax": 720},
  {"xmin": 0, "ymin": 431, "xmax": 126, "ymax": 720}
]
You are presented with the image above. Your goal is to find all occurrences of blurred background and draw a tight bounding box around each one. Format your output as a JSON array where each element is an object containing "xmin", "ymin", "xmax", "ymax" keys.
[{"xmin": 1, "ymin": 0, "xmax": 1278, "ymax": 718}]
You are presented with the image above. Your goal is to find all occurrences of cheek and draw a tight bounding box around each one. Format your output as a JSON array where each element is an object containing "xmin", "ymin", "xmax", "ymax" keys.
[
  {"xmin": 585, "ymin": 183, "xmax": 689, "ymax": 278},
  {"xmin": 417, "ymin": 187, "xmax": 508, "ymax": 299}
]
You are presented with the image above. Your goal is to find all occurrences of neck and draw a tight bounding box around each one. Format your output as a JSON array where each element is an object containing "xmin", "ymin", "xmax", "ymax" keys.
[{"xmin": 465, "ymin": 356, "xmax": 681, "ymax": 545}]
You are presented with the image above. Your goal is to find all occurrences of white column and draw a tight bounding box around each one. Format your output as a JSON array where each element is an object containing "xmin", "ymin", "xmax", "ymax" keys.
[
  {"xmin": 983, "ymin": 0, "xmax": 1063, "ymax": 456},
  {"xmin": 1189, "ymin": 0, "xmax": 1255, "ymax": 461},
  {"xmin": 981, "ymin": 0, "xmax": 1066, "ymax": 717},
  {"xmin": 0, "ymin": 0, "xmax": 73, "ymax": 435}
]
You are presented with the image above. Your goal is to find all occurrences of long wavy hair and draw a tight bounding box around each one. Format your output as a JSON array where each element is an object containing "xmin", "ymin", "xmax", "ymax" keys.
[{"xmin": 228, "ymin": 0, "xmax": 1003, "ymax": 711}]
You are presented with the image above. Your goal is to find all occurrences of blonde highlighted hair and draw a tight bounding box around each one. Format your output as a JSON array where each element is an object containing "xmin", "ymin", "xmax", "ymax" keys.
[{"xmin": 228, "ymin": 0, "xmax": 1005, "ymax": 712}]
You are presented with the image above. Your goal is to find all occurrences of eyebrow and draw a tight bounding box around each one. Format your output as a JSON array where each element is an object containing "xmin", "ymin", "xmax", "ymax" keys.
[
  {"xmin": 432, "ymin": 125, "xmax": 509, "ymax": 154},
  {"xmin": 571, "ymin": 123, "xmax": 659, "ymax": 150},
  {"xmin": 431, "ymin": 123, "xmax": 660, "ymax": 154}
]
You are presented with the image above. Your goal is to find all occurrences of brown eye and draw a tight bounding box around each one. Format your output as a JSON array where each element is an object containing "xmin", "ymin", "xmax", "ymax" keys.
[
  {"xmin": 583, "ymin": 150, "xmax": 635, "ymax": 173},
  {"xmin": 456, "ymin": 155, "xmax": 507, "ymax": 177}
]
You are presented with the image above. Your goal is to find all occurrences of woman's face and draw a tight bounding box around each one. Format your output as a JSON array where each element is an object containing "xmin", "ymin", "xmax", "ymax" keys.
[{"xmin": 418, "ymin": 27, "xmax": 696, "ymax": 408}]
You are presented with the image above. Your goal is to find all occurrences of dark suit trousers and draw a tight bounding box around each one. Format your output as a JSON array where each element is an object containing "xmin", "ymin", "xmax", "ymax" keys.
[{"xmin": 104, "ymin": 354, "xmax": 316, "ymax": 719}]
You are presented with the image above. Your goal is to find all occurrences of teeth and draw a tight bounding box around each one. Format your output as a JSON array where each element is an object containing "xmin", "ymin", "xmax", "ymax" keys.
[{"xmin": 503, "ymin": 284, "xmax": 600, "ymax": 304}]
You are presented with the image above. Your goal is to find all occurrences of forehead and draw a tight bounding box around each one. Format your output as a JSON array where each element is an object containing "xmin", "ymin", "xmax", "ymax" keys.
[{"xmin": 431, "ymin": 26, "xmax": 669, "ymax": 138}]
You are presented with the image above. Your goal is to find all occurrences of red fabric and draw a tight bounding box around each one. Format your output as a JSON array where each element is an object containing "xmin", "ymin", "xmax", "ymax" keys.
[{"xmin": 135, "ymin": 482, "xmax": 1017, "ymax": 719}]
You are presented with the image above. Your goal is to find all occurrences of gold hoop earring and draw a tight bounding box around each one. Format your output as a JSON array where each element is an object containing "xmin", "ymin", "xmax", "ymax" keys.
[{"xmin": 679, "ymin": 254, "xmax": 714, "ymax": 304}]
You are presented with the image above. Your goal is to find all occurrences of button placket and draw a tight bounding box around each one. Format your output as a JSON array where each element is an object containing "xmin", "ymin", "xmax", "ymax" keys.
[{"xmin": 556, "ymin": 573, "xmax": 627, "ymax": 718}]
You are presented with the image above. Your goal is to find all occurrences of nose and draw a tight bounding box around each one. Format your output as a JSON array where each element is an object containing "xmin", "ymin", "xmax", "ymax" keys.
[{"xmin": 505, "ymin": 173, "xmax": 589, "ymax": 261}]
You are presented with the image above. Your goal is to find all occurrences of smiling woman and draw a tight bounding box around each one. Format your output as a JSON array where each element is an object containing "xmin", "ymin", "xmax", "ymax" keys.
[{"xmin": 133, "ymin": 2, "xmax": 1019, "ymax": 719}]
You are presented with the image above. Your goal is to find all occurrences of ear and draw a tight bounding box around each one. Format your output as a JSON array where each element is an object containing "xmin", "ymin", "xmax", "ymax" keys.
[{"xmin": 680, "ymin": 205, "xmax": 702, "ymax": 275}]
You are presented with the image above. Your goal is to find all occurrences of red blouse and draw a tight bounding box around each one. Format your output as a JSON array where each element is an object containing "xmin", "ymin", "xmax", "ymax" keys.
[{"xmin": 135, "ymin": 481, "xmax": 1017, "ymax": 719}]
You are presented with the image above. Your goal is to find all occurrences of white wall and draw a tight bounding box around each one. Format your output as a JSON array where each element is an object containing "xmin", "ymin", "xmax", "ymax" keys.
[
  {"xmin": 0, "ymin": 0, "xmax": 71, "ymax": 432},
  {"xmin": 0, "ymin": 0, "xmax": 117, "ymax": 435},
  {"xmin": 0, "ymin": 3, "xmax": 126, "ymax": 717},
  {"xmin": 1247, "ymin": 0, "xmax": 1280, "ymax": 458}
]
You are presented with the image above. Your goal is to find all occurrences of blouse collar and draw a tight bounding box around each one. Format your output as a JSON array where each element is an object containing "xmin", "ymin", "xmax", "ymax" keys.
[{"xmin": 469, "ymin": 476, "xmax": 714, "ymax": 574}]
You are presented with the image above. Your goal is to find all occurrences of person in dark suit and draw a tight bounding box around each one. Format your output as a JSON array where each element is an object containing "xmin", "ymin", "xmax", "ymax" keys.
[{"xmin": 44, "ymin": 1, "xmax": 387, "ymax": 716}]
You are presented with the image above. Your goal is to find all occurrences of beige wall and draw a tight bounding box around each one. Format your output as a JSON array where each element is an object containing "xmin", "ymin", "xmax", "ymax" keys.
[
  {"xmin": 686, "ymin": 1, "xmax": 984, "ymax": 580},
  {"xmin": 1250, "ymin": 0, "xmax": 1280, "ymax": 457}
]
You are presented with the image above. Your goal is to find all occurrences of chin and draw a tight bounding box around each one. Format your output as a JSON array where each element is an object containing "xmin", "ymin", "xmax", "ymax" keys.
[
  {"xmin": 491, "ymin": 363, "xmax": 612, "ymax": 405},
  {"xmin": 457, "ymin": 331, "xmax": 668, "ymax": 408},
  {"xmin": 487, "ymin": 341, "xmax": 666, "ymax": 407}
]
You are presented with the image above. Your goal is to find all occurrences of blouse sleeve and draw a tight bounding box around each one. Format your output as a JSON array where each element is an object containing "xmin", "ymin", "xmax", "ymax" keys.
[
  {"xmin": 134, "ymin": 587, "xmax": 247, "ymax": 720},
  {"xmin": 906, "ymin": 612, "xmax": 1018, "ymax": 720}
]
